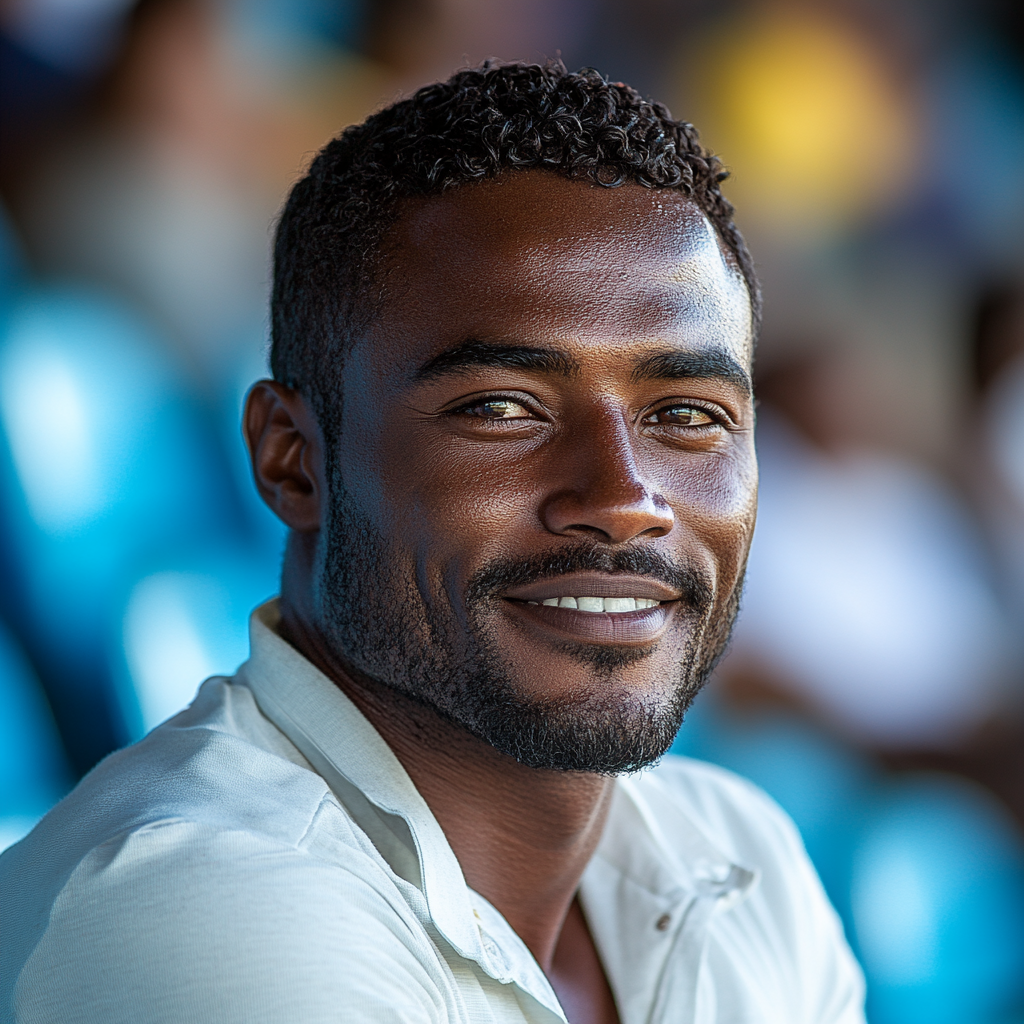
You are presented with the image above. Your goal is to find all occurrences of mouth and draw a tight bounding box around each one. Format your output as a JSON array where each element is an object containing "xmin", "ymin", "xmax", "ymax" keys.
[{"xmin": 499, "ymin": 573, "xmax": 680, "ymax": 645}]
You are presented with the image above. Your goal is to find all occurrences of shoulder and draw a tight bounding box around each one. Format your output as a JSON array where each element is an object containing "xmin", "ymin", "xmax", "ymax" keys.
[
  {"xmin": 11, "ymin": 818, "xmax": 446, "ymax": 1024},
  {"xmin": 2, "ymin": 679, "xmax": 446, "ymax": 1023},
  {"xmin": 8, "ymin": 676, "xmax": 332, "ymax": 868}
]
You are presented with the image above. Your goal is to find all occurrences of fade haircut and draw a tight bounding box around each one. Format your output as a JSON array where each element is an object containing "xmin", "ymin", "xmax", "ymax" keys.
[{"xmin": 271, "ymin": 60, "xmax": 759, "ymax": 432}]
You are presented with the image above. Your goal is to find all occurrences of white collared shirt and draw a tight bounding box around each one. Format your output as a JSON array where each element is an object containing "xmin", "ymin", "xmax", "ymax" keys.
[{"xmin": 1, "ymin": 601, "xmax": 865, "ymax": 1023}]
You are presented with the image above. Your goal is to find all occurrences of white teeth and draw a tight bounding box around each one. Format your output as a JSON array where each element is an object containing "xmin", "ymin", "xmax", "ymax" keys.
[{"xmin": 530, "ymin": 596, "xmax": 661, "ymax": 612}]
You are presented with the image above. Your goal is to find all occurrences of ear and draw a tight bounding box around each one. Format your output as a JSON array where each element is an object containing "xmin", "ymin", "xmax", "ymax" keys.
[{"xmin": 244, "ymin": 380, "xmax": 324, "ymax": 532}]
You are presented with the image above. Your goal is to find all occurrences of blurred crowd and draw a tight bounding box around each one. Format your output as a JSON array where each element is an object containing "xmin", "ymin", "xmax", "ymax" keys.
[{"xmin": 2, "ymin": 0, "xmax": 1024, "ymax": 1020}]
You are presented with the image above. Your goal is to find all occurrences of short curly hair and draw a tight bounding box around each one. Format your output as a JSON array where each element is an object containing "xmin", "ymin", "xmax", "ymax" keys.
[{"xmin": 271, "ymin": 60, "xmax": 759, "ymax": 427}]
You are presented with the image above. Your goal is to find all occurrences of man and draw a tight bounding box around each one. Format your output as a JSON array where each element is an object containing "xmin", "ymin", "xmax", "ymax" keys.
[{"xmin": 1, "ymin": 62, "xmax": 865, "ymax": 1022}]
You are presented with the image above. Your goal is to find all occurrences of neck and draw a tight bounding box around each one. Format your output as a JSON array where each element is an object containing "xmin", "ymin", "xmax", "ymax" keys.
[{"xmin": 277, "ymin": 595, "xmax": 614, "ymax": 971}]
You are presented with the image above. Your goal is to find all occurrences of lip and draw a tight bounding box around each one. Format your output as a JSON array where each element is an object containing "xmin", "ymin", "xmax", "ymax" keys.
[{"xmin": 501, "ymin": 572, "xmax": 681, "ymax": 604}]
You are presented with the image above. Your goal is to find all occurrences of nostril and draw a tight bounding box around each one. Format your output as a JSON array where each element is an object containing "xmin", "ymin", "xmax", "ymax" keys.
[{"xmin": 562, "ymin": 523, "xmax": 611, "ymax": 538}]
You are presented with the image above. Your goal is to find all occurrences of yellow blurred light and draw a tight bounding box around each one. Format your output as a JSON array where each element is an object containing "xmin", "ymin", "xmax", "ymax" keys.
[{"xmin": 680, "ymin": 9, "xmax": 917, "ymax": 233}]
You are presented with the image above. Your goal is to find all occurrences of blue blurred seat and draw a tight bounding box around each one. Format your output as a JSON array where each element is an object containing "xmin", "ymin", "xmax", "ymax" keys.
[
  {"xmin": 0, "ymin": 286, "xmax": 244, "ymax": 771},
  {"xmin": 673, "ymin": 699, "xmax": 1024, "ymax": 1021},
  {"xmin": 111, "ymin": 544, "xmax": 279, "ymax": 739},
  {"xmin": 0, "ymin": 619, "xmax": 72, "ymax": 852},
  {"xmin": 850, "ymin": 772, "xmax": 1024, "ymax": 1024}
]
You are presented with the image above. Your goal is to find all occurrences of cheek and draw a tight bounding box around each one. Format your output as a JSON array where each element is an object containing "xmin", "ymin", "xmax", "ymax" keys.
[
  {"xmin": 420, "ymin": 445, "xmax": 542, "ymax": 540},
  {"xmin": 368, "ymin": 429, "xmax": 546, "ymax": 567},
  {"xmin": 659, "ymin": 445, "xmax": 759, "ymax": 581}
]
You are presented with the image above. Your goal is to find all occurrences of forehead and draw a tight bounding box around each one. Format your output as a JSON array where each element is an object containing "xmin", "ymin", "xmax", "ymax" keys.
[{"xmin": 366, "ymin": 171, "xmax": 753, "ymax": 368}]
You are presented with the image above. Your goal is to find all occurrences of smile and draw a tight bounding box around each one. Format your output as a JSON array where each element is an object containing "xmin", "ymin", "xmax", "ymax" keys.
[
  {"xmin": 499, "ymin": 571, "xmax": 680, "ymax": 645},
  {"xmin": 525, "ymin": 597, "xmax": 661, "ymax": 612}
]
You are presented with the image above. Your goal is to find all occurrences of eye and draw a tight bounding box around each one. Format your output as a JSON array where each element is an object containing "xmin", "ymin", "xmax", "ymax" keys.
[
  {"xmin": 453, "ymin": 397, "xmax": 533, "ymax": 421},
  {"xmin": 643, "ymin": 404, "xmax": 717, "ymax": 427}
]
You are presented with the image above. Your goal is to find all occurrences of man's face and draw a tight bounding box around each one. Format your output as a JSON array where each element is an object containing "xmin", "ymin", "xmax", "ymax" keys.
[{"xmin": 314, "ymin": 172, "xmax": 757, "ymax": 772}]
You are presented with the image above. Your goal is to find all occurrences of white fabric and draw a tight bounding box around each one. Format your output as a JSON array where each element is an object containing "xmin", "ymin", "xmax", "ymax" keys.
[{"xmin": 1, "ymin": 600, "xmax": 865, "ymax": 1023}]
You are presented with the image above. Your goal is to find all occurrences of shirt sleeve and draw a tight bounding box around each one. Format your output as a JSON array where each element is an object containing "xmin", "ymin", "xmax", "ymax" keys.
[{"xmin": 13, "ymin": 820, "xmax": 449, "ymax": 1024}]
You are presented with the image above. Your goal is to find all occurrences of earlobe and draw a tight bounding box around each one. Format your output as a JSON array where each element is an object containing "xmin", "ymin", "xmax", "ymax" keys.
[{"xmin": 243, "ymin": 380, "xmax": 324, "ymax": 532}]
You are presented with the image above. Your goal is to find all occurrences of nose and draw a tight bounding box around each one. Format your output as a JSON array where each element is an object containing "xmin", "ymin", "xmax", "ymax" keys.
[{"xmin": 539, "ymin": 408, "xmax": 675, "ymax": 544}]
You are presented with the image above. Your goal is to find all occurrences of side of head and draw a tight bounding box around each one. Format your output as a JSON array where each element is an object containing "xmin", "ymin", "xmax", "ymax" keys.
[{"xmin": 249, "ymin": 61, "xmax": 760, "ymax": 774}]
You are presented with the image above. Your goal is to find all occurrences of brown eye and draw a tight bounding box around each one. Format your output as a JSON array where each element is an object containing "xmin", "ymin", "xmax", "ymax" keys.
[
  {"xmin": 460, "ymin": 398, "xmax": 531, "ymax": 420},
  {"xmin": 646, "ymin": 405, "xmax": 715, "ymax": 426}
]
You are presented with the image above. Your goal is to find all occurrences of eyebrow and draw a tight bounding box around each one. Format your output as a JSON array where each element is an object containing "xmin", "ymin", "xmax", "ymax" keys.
[
  {"xmin": 412, "ymin": 339, "xmax": 752, "ymax": 395},
  {"xmin": 413, "ymin": 341, "xmax": 579, "ymax": 381},
  {"xmin": 631, "ymin": 349, "xmax": 752, "ymax": 395}
]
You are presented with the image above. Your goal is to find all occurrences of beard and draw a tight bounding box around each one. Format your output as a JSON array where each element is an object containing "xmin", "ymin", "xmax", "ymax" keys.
[{"xmin": 316, "ymin": 488, "xmax": 741, "ymax": 774}]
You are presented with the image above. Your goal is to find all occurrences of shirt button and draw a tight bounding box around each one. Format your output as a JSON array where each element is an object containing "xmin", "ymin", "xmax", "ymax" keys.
[{"xmin": 655, "ymin": 913, "xmax": 671, "ymax": 932}]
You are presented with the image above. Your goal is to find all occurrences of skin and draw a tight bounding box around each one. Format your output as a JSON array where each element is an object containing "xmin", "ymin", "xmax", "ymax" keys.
[{"xmin": 245, "ymin": 171, "xmax": 757, "ymax": 1024}]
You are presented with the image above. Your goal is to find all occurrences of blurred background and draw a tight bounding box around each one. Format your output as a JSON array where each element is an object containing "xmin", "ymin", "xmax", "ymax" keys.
[{"xmin": 2, "ymin": 0, "xmax": 1023, "ymax": 1018}]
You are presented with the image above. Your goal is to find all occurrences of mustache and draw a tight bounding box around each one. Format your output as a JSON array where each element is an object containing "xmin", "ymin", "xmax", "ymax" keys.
[{"xmin": 465, "ymin": 543, "xmax": 714, "ymax": 613}]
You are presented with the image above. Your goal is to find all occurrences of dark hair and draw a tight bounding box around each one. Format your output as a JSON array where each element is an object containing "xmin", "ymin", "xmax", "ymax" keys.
[{"xmin": 271, "ymin": 60, "xmax": 759, "ymax": 426}]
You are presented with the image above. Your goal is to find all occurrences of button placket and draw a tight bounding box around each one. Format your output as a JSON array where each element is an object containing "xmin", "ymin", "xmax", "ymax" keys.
[{"xmin": 647, "ymin": 894, "xmax": 716, "ymax": 1024}]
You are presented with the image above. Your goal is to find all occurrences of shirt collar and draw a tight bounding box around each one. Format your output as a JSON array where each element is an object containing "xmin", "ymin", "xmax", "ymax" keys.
[
  {"xmin": 579, "ymin": 778, "xmax": 757, "ymax": 1024},
  {"xmin": 594, "ymin": 775, "xmax": 757, "ymax": 909},
  {"xmin": 237, "ymin": 599, "xmax": 487, "ymax": 967},
  {"xmin": 237, "ymin": 599, "xmax": 755, "ymax": 1019}
]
